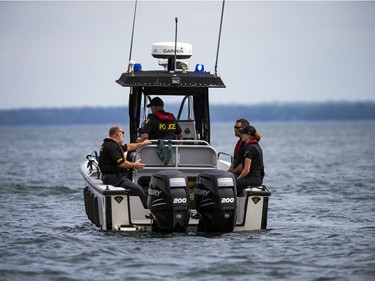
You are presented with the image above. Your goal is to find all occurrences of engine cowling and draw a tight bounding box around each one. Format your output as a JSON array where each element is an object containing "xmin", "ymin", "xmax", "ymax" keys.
[
  {"xmin": 195, "ymin": 170, "xmax": 237, "ymax": 232},
  {"xmin": 148, "ymin": 170, "xmax": 190, "ymax": 232}
]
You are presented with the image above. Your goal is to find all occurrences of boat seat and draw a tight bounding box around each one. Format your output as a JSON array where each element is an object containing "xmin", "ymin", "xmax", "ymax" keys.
[{"xmin": 178, "ymin": 120, "xmax": 197, "ymax": 140}]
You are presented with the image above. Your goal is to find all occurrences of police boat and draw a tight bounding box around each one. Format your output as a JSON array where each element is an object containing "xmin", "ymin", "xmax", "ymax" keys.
[
  {"xmin": 80, "ymin": 3, "xmax": 271, "ymax": 233},
  {"xmin": 80, "ymin": 40, "xmax": 271, "ymax": 233}
]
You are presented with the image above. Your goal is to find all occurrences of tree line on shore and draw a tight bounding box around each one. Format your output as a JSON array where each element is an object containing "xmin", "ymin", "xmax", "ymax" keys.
[{"xmin": 0, "ymin": 101, "xmax": 374, "ymax": 126}]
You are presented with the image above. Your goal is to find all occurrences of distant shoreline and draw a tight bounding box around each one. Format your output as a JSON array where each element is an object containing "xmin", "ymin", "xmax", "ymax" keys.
[{"xmin": 1, "ymin": 101, "xmax": 374, "ymax": 126}]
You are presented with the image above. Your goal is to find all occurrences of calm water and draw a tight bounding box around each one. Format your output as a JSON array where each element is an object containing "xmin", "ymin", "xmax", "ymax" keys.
[{"xmin": 1, "ymin": 121, "xmax": 374, "ymax": 281}]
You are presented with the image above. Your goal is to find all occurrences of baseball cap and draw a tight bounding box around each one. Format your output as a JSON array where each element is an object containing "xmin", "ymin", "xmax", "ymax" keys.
[{"xmin": 146, "ymin": 97, "xmax": 164, "ymax": 108}]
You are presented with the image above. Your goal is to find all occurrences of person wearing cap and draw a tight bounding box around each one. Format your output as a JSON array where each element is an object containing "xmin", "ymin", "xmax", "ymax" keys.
[
  {"xmin": 139, "ymin": 97, "xmax": 183, "ymax": 142},
  {"xmin": 99, "ymin": 125, "xmax": 151, "ymax": 208},
  {"xmin": 234, "ymin": 125, "xmax": 265, "ymax": 196},
  {"xmin": 228, "ymin": 118, "xmax": 261, "ymax": 175}
]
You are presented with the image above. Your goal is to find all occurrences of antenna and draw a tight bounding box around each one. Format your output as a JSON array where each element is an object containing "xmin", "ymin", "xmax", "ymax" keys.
[
  {"xmin": 214, "ymin": 0, "xmax": 225, "ymax": 76},
  {"xmin": 127, "ymin": 0, "xmax": 138, "ymax": 72},
  {"xmin": 174, "ymin": 17, "xmax": 178, "ymax": 73}
]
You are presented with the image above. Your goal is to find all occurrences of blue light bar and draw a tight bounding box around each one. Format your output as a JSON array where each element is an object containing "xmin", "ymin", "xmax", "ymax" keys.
[
  {"xmin": 195, "ymin": 64, "xmax": 204, "ymax": 72},
  {"xmin": 134, "ymin": 63, "xmax": 142, "ymax": 71}
]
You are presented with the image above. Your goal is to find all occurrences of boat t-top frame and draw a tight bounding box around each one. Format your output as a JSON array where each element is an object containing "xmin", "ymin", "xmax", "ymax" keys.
[{"xmin": 116, "ymin": 70, "xmax": 225, "ymax": 143}]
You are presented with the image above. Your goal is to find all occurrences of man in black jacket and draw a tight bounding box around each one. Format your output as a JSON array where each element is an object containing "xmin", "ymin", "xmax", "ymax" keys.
[
  {"xmin": 139, "ymin": 97, "xmax": 183, "ymax": 141},
  {"xmin": 99, "ymin": 125, "xmax": 151, "ymax": 208}
]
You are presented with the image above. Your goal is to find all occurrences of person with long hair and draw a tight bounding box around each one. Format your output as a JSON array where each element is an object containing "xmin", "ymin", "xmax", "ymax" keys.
[{"xmin": 234, "ymin": 125, "xmax": 265, "ymax": 196}]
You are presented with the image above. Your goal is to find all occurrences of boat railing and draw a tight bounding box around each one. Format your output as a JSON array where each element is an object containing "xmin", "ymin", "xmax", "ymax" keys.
[
  {"xmin": 132, "ymin": 140, "xmax": 218, "ymax": 182},
  {"xmin": 134, "ymin": 139, "xmax": 217, "ymax": 167},
  {"xmin": 132, "ymin": 140, "xmax": 218, "ymax": 187}
]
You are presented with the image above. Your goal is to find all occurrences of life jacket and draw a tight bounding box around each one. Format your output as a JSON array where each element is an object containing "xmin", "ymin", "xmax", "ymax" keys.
[
  {"xmin": 233, "ymin": 139, "xmax": 245, "ymax": 167},
  {"xmin": 153, "ymin": 110, "xmax": 175, "ymax": 121}
]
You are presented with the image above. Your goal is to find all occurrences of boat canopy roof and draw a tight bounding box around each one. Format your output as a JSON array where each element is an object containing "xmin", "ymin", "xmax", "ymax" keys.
[{"xmin": 116, "ymin": 70, "xmax": 225, "ymax": 89}]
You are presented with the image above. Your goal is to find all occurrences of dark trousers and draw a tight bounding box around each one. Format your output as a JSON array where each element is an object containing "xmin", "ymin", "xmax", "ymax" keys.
[
  {"xmin": 102, "ymin": 174, "xmax": 148, "ymax": 208},
  {"xmin": 236, "ymin": 176, "xmax": 262, "ymax": 196}
]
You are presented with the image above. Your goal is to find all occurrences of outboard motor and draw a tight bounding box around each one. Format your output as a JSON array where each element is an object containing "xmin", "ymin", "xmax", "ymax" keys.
[
  {"xmin": 195, "ymin": 170, "xmax": 237, "ymax": 232},
  {"xmin": 148, "ymin": 170, "xmax": 190, "ymax": 232}
]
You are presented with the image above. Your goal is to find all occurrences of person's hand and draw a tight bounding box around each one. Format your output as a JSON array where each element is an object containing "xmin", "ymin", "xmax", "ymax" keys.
[
  {"xmin": 133, "ymin": 159, "xmax": 145, "ymax": 170},
  {"xmin": 141, "ymin": 139, "xmax": 152, "ymax": 146}
]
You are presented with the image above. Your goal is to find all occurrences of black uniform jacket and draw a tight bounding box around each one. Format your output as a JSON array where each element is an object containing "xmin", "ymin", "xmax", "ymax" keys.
[
  {"xmin": 98, "ymin": 138, "xmax": 128, "ymax": 174},
  {"xmin": 141, "ymin": 110, "xmax": 182, "ymax": 140}
]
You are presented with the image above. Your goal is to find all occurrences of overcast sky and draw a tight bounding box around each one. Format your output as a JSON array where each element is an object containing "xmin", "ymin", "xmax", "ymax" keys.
[{"xmin": 1, "ymin": 0, "xmax": 374, "ymax": 109}]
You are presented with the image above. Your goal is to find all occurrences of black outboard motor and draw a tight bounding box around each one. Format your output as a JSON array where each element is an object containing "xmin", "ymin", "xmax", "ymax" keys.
[
  {"xmin": 195, "ymin": 170, "xmax": 237, "ymax": 232},
  {"xmin": 148, "ymin": 170, "xmax": 190, "ymax": 232}
]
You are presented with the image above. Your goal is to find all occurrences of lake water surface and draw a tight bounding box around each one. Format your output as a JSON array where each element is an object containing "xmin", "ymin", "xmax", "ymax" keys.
[{"xmin": 1, "ymin": 121, "xmax": 374, "ymax": 281}]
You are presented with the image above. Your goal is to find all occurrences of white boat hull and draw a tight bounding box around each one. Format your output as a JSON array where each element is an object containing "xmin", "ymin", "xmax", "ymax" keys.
[{"xmin": 81, "ymin": 142, "xmax": 271, "ymax": 233}]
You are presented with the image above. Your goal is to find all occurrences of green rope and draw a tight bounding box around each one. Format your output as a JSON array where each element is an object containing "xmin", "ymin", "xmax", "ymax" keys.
[{"xmin": 156, "ymin": 140, "xmax": 172, "ymax": 166}]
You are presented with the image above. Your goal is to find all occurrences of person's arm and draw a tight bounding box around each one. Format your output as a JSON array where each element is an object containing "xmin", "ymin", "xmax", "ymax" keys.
[
  {"xmin": 237, "ymin": 158, "xmax": 251, "ymax": 180},
  {"xmin": 127, "ymin": 139, "xmax": 151, "ymax": 151},
  {"xmin": 119, "ymin": 159, "xmax": 145, "ymax": 170},
  {"xmin": 139, "ymin": 115, "xmax": 153, "ymax": 142},
  {"xmin": 231, "ymin": 164, "xmax": 243, "ymax": 174}
]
